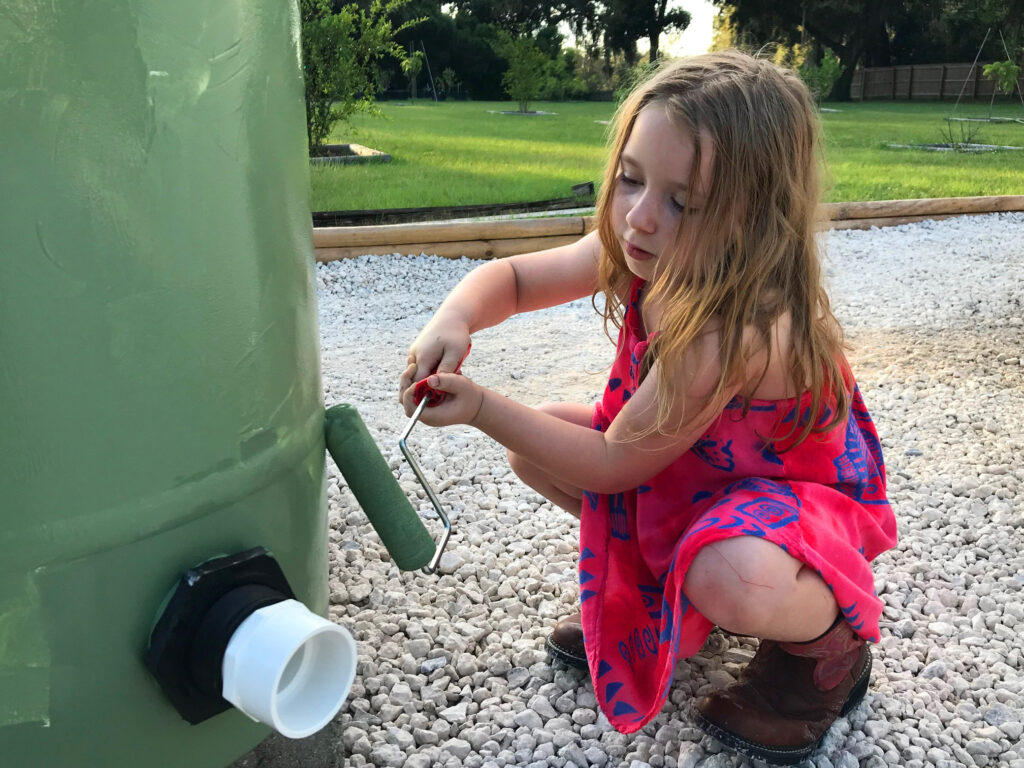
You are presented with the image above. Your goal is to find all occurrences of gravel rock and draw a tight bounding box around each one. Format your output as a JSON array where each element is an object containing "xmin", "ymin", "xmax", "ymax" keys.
[{"xmin": 237, "ymin": 213, "xmax": 1024, "ymax": 768}]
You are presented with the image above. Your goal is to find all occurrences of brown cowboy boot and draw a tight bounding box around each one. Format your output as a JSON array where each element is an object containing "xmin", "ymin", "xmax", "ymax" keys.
[
  {"xmin": 545, "ymin": 612, "xmax": 588, "ymax": 669},
  {"xmin": 694, "ymin": 616, "xmax": 871, "ymax": 766}
]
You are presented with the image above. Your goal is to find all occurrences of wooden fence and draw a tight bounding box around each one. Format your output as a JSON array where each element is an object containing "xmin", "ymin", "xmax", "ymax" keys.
[
  {"xmin": 313, "ymin": 195, "xmax": 1024, "ymax": 262},
  {"xmin": 851, "ymin": 63, "xmax": 1023, "ymax": 101}
]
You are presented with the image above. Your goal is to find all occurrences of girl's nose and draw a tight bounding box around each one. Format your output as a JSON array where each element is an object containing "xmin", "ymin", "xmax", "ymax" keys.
[{"xmin": 625, "ymin": 192, "xmax": 657, "ymax": 234}]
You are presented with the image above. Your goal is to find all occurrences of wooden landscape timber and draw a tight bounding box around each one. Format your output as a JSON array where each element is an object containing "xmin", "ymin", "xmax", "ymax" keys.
[{"xmin": 313, "ymin": 195, "xmax": 1024, "ymax": 261}]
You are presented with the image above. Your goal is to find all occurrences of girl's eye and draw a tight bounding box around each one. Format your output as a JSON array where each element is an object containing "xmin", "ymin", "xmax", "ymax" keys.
[
  {"xmin": 670, "ymin": 197, "xmax": 686, "ymax": 213},
  {"xmin": 618, "ymin": 173, "xmax": 640, "ymax": 186}
]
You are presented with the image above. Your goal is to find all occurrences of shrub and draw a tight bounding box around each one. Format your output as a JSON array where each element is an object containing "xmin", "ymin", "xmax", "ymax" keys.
[
  {"xmin": 799, "ymin": 49, "xmax": 845, "ymax": 104},
  {"xmin": 492, "ymin": 31, "xmax": 548, "ymax": 112},
  {"xmin": 301, "ymin": 0, "xmax": 419, "ymax": 151},
  {"xmin": 983, "ymin": 60, "xmax": 1021, "ymax": 95}
]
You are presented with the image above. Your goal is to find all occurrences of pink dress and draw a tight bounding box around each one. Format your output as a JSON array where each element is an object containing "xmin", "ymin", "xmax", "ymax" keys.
[{"xmin": 578, "ymin": 278, "xmax": 897, "ymax": 733}]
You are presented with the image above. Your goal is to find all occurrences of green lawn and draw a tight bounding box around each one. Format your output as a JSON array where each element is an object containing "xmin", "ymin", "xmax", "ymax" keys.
[{"xmin": 311, "ymin": 99, "xmax": 1024, "ymax": 211}]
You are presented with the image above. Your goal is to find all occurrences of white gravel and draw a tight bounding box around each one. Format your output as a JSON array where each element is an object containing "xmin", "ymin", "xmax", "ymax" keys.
[{"xmin": 240, "ymin": 212, "xmax": 1024, "ymax": 768}]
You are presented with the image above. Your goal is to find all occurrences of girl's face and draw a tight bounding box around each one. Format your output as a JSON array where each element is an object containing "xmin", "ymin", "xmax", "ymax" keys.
[{"xmin": 611, "ymin": 102, "xmax": 713, "ymax": 283}]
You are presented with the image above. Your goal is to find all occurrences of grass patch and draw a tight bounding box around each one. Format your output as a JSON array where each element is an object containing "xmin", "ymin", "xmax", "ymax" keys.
[
  {"xmin": 311, "ymin": 101, "xmax": 611, "ymax": 211},
  {"xmin": 312, "ymin": 99, "xmax": 1024, "ymax": 211},
  {"xmin": 818, "ymin": 101, "xmax": 1024, "ymax": 201}
]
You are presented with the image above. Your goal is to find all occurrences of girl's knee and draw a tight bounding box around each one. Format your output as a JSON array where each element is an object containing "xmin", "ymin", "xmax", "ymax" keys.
[{"xmin": 684, "ymin": 538, "xmax": 793, "ymax": 634}]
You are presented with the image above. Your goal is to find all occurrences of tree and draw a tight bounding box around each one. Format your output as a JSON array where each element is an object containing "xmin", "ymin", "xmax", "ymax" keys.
[
  {"xmin": 492, "ymin": 31, "xmax": 549, "ymax": 112},
  {"xmin": 714, "ymin": 0, "xmax": 1024, "ymax": 100},
  {"xmin": 447, "ymin": 0, "xmax": 551, "ymax": 34},
  {"xmin": 602, "ymin": 0, "xmax": 691, "ymax": 63},
  {"xmin": 449, "ymin": 0, "xmax": 594, "ymax": 36},
  {"xmin": 712, "ymin": 0, "xmax": 891, "ymax": 100},
  {"xmin": 300, "ymin": 0, "xmax": 419, "ymax": 150},
  {"xmin": 401, "ymin": 49, "xmax": 424, "ymax": 99}
]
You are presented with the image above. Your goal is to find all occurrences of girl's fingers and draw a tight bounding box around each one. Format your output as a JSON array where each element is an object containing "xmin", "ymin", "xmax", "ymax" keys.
[
  {"xmin": 437, "ymin": 347, "xmax": 466, "ymax": 374},
  {"xmin": 427, "ymin": 372, "xmax": 459, "ymax": 391},
  {"xmin": 398, "ymin": 362, "xmax": 417, "ymax": 400}
]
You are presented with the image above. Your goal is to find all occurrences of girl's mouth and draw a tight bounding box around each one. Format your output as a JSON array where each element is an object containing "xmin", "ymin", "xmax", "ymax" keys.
[{"xmin": 625, "ymin": 242, "xmax": 655, "ymax": 261}]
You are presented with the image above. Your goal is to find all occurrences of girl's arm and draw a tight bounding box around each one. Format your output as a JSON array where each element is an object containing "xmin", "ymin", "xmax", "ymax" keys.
[
  {"xmin": 407, "ymin": 328, "xmax": 741, "ymax": 494},
  {"xmin": 401, "ymin": 231, "xmax": 602, "ymax": 388}
]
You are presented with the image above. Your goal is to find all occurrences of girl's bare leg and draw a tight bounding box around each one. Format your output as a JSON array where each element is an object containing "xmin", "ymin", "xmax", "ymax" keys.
[
  {"xmin": 684, "ymin": 536, "xmax": 840, "ymax": 642},
  {"xmin": 506, "ymin": 401, "xmax": 593, "ymax": 518}
]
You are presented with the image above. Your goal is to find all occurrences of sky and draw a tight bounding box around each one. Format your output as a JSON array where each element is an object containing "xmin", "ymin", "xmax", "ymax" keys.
[
  {"xmin": 561, "ymin": 0, "xmax": 717, "ymax": 57},
  {"xmin": 664, "ymin": 0, "xmax": 716, "ymax": 56}
]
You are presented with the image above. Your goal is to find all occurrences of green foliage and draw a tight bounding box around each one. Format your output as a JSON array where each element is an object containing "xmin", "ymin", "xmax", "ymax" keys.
[
  {"xmin": 492, "ymin": 31, "xmax": 549, "ymax": 112},
  {"xmin": 401, "ymin": 49, "xmax": 424, "ymax": 99},
  {"xmin": 602, "ymin": 0, "xmax": 690, "ymax": 63},
  {"xmin": 613, "ymin": 58, "xmax": 659, "ymax": 105},
  {"xmin": 437, "ymin": 67, "xmax": 461, "ymax": 99},
  {"xmin": 800, "ymin": 49, "xmax": 846, "ymax": 104},
  {"xmin": 300, "ymin": 0, "xmax": 419, "ymax": 151},
  {"xmin": 983, "ymin": 60, "xmax": 1021, "ymax": 95}
]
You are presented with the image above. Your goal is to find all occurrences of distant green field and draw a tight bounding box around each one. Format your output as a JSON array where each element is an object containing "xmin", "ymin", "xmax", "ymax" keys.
[{"xmin": 311, "ymin": 99, "xmax": 1024, "ymax": 211}]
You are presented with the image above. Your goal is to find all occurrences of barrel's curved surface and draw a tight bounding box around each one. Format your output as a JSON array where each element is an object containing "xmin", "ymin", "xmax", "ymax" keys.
[{"xmin": 0, "ymin": 2, "xmax": 325, "ymax": 764}]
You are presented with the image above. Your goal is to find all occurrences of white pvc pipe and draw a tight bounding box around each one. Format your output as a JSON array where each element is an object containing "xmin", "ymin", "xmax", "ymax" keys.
[{"xmin": 221, "ymin": 599, "xmax": 356, "ymax": 738}]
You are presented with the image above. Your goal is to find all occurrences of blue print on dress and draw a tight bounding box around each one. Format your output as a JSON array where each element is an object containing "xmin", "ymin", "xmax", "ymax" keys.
[
  {"xmin": 609, "ymin": 492, "xmax": 630, "ymax": 540},
  {"xmin": 692, "ymin": 490, "xmax": 713, "ymax": 504},
  {"xmin": 622, "ymin": 389, "xmax": 633, "ymax": 402},
  {"xmin": 658, "ymin": 594, "xmax": 687, "ymax": 655},
  {"xmin": 850, "ymin": 393, "xmax": 886, "ymax": 475},
  {"xmin": 724, "ymin": 398, "xmax": 778, "ymax": 413},
  {"xmin": 637, "ymin": 584, "xmax": 663, "ymax": 620},
  {"xmin": 681, "ymin": 515, "xmax": 721, "ymax": 544},
  {"xmin": 659, "ymin": 604, "xmax": 674, "ymax": 644},
  {"xmin": 728, "ymin": 496, "xmax": 800, "ymax": 536},
  {"xmin": 584, "ymin": 490, "xmax": 599, "ymax": 511},
  {"xmin": 840, "ymin": 600, "xmax": 865, "ymax": 632},
  {"xmin": 833, "ymin": 414, "xmax": 887, "ymax": 505},
  {"xmin": 713, "ymin": 478, "xmax": 800, "ymax": 506},
  {"xmin": 608, "ymin": 377, "xmax": 622, "ymax": 391},
  {"xmin": 618, "ymin": 623, "xmax": 658, "ymax": 668},
  {"xmin": 692, "ymin": 438, "xmax": 735, "ymax": 471},
  {"xmin": 782, "ymin": 405, "xmax": 812, "ymax": 427},
  {"xmin": 817, "ymin": 404, "xmax": 834, "ymax": 427},
  {"xmin": 760, "ymin": 442, "xmax": 784, "ymax": 466}
]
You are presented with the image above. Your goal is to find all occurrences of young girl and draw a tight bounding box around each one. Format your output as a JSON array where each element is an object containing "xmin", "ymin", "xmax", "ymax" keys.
[{"xmin": 398, "ymin": 51, "xmax": 897, "ymax": 766}]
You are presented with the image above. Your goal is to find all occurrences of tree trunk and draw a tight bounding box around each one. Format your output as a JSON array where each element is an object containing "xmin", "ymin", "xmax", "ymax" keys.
[{"xmin": 830, "ymin": 42, "xmax": 863, "ymax": 102}]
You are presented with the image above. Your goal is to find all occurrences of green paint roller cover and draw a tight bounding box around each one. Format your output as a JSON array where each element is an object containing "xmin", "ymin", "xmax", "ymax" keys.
[{"xmin": 324, "ymin": 404, "xmax": 435, "ymax": 571}]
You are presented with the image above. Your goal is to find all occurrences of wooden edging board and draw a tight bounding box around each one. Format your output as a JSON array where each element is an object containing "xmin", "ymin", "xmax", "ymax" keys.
[{"xmin": 314, "ymin": 195, "xmax": 1024, "ymax": 261}]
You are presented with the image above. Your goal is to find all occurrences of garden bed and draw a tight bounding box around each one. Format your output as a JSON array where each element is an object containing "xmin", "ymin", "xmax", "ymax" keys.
[{"xmin": 310, "ymin": 143, "xmax": 391, "ymax": 166}]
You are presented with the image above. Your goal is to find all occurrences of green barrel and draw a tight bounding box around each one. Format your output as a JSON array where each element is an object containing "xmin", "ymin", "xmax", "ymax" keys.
[{"xmin": 0, "ymin": 2, "xmax": 326, "ymax": 765}]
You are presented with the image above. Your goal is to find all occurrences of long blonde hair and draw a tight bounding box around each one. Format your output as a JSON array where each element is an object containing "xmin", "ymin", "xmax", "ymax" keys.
[{"xmin": 594, "ymin": 50, "xmax": 849, "ymax": 447}]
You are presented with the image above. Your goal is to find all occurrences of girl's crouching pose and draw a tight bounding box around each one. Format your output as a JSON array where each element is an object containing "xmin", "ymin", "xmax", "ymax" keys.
[{"xmin": 399, "ymin": 51, "xmax": 897, "ymax": 766}]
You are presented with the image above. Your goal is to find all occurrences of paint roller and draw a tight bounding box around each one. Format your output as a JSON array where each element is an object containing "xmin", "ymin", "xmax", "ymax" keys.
[{"xmin": 323, "ymin": 348, "xmax": 469, "ymax": 573}]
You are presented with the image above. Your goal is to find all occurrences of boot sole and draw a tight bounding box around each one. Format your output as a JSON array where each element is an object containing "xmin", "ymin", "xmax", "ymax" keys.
[
  {"xmin": 693, "ymin": 653, "xmax": 872, "ymax": 766},
  {"xmin": 544, "ymin": 635, "xmax": 589, "ymax": 670}
]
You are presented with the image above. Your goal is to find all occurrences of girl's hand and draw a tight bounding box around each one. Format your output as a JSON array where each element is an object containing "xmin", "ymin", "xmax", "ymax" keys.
[
  {"xmin": 399, "ymin": 315, "xmax": 472, "ymax": 402},
  {"xmin": 400, "ymin": 372, "xmax": 485, "ymax": 427}
]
